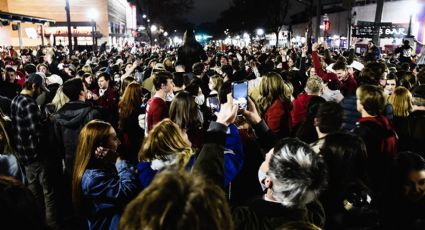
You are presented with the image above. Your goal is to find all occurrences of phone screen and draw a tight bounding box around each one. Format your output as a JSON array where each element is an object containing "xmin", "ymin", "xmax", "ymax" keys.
[
  {"xmin": 232, "ymin": 81, "xmax": 248, "ymax": 111},
  {"xmin": 207, "ymin": 96, "xmax": 220, "ymax": 112}
]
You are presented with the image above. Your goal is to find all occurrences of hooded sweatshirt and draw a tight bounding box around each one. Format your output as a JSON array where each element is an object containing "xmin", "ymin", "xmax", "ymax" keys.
[
  {"xmin": 54, "ymin": 101, "xmax": 101, "ymax": 175},
  {"xmin": 291, "ymin": 93, "xmax": 315, "ymax": 128}
]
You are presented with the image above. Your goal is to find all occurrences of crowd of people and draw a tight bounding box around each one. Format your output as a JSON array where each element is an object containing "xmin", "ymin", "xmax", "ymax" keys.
[{"xmin": 0, "ymin": 29, "xmax": 425, "ymax": 230}]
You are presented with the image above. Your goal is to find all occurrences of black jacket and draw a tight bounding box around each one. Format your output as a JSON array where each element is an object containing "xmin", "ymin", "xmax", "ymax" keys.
[
  {"xmin": 0, "ymin": 81, "xmax": 21, "ymax": 100},
  {"xmin": 353, "ymin": 116, "xmax": 396, "ymax": 199},
  {"xmin": 340, "ymin": 94, "xmax": 361, "ymax": 131},
  {"xmin": 0, "ymin": 95, "xmax": 11, "ymax": 116},
  {"xmin": 232, "ymin": 198, "xmax": 325, "ymax": 230},
  {"xmin": 395, "ymin": 110, "xmax": 425, "ymax": 157},
  {"xmin": 53, "ymin": 101, "xmax": 101, "ymax": 175}
]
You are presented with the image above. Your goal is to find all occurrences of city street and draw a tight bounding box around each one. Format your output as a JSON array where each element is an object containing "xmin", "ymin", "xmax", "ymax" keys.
[{"xmin": 1, "ymin": 0, "xmax": 425, "ymax": 229}]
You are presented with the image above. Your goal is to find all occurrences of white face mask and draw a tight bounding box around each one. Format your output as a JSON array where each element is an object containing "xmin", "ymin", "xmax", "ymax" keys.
[
  {"xmin": 166, "ymin": 92, "xmax": 175, "ymax": 102},
  {"xmin": 195, "ymin": 94, "xmax": 205, "ymax": 106},
  {"xmin": 258, "ymin": 168, "xmax": 267, "ymax": 192}
]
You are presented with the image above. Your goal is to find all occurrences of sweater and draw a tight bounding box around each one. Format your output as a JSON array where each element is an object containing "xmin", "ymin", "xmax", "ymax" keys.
[
  {"xmin": 291, "ymin": 93, "xmax": 314, "ymax": 128},
  {"xmin": 264, "ymin": 99, "xmax": 292, "ymax": 138}
]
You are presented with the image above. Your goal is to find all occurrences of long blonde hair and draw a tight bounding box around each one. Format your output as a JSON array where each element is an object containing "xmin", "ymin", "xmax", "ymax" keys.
[
  {"xmin": 209, "ymin": 75, "xmax": 223, "ymax": 92},
  {"xmin": 51, "ymin": 86, "xmax": 70, "ymax": 111},
  {"xmin": 138, "ymin": 119, "xmax": 192, "ymax": 169},
  {"xmin": 257, "ymin": 72, "xmax": 293, "ymax": 115},
  {"xmin": 388, "ymin": 86, "xmax": 412, "ymax": 117},
  {"xmin": 72, "ymin": 120, "xmax": 113, "ymax": 213}
]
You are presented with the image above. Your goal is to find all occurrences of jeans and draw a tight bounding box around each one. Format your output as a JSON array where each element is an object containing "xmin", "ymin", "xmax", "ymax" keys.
[{"xmin": 24, "ymin": 160, "xmax": 59, "ymax": 228}]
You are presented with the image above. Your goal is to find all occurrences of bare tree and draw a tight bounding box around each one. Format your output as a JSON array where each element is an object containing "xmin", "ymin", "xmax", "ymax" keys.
[
  {"xmin": 129, "ymin": 0, "xmax": 194, "ymax": 44},
  {"xmin": 265, "ymin": 0, "xmax": 290, "ymax": 47}
]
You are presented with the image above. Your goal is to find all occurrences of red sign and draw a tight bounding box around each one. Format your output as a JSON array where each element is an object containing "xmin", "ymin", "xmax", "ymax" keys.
[{"xmin": 324, "ymin": 21, "xmax": 330, "ymax": 32}]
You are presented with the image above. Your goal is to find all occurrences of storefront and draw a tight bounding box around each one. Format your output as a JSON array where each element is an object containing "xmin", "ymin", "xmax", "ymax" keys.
[
  {"xmin": 0, "ymin": 11, "xmax": 55, "ymax": 48},
  {"xmin": 37, "ymin": 21, "xmax": 101, "ymax": 51},
  {"xmin": 1, "ymin": 0, "xmax": 136, "ymax": 49}
]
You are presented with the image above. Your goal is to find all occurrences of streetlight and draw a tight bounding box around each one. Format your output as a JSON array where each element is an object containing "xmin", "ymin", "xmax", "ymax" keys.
[
  {"xmin": 163, "ymin": 31, "xmax": 168, "ymax": 37},
  {"xmin": 150, "ymin": 25, "xmax": 158, "ymax": 32},
  {"xmin": 256, "ymin": 28, "xmax": 265, "ymax": 36},
  {"xmin": 143, "ymin": 14, "xmax": 147, "ymax": 19},
  {"xmin": 87, "ymin": 8, "xmax": 99, "ymax": 51}
]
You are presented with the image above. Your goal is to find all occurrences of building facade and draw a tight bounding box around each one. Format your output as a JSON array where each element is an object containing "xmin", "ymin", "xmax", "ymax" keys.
[
  {"xmin": 0, "ymin": 0, "xmax": 137, "ymax": 49},
  {"xmin": 289, "ymin": 0, "xmax": 423, "ymax": 50}
]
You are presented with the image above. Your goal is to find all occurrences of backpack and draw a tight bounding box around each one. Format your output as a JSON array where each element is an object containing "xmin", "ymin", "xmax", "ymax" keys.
[{"xmin": 360, "ymin": 116, "xmax": 398, "ymax": 156}]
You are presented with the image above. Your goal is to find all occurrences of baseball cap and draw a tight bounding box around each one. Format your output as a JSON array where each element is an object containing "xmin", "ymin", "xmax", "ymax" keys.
[
  {"xmin": 153, "ymin": 63, "xmax": 166, "ymax": 72},
  {"xmin": 26, "ymin": 73, "xmax": 50, "ymax": 92},
  {"xmin": 46, "ymin": 74, "xmax": 63, "ymax": 86}
]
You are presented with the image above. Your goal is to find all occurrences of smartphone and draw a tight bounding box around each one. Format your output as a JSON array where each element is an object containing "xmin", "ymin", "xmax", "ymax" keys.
[
  {"xmin": 207, "ymin": 96, "xmax": 220, "ymax": 113},
  {"xmin": 232, "ymin": 81, "xmax": 248, "ymax": 111}
]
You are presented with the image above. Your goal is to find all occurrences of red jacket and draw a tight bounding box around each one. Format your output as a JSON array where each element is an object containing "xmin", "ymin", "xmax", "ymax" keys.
[
  {"xmin": 264, "ymin": 99, "xmax": 292, "ymax": 138},
  {"xmin": 291, "ymin": 93, "xmax": 314, "ymax": 128},
  {"xmin": 312, "ymin": 51, "xmax": 357, "ymax": 95}
]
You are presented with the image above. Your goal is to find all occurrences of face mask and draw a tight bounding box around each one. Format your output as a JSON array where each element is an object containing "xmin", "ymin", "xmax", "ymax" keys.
[
  {"xmin": 166, "ymin": 92, "xmax": 175, "ymax": 102},
  {"xmin": 195, "ymin": 94, "xmax": 205, "ymax": 106},
  {"xmin": 258, "ymin": 168, "xmax": 267, "ymax": 192}
]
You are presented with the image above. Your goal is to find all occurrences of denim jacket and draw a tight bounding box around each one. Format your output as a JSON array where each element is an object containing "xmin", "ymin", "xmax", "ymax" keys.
[
  {"xmin": 81, "ymin": 160, "xmax": 138, "ymax": 230},
  {"xmin": 137, "ymin": 124, "xmax": 244, "ymax": 188}
]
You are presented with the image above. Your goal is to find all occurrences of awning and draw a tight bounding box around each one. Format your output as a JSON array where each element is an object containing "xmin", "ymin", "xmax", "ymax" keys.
[{"xmin": 0, "ymin": 11, "xmax": 55, "ymax": 24}]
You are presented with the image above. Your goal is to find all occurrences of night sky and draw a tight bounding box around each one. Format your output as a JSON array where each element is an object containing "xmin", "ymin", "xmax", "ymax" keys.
[
  {"xmin": 187, "ymin": 0, "xmax": 232, "ymax": 25},
  {"xmin": 186, "ymin": 0, "xmax": 307, "ymax": 25}
]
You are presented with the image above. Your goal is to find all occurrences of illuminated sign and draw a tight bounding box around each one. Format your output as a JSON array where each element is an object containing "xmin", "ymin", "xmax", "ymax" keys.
[{"xmin": 353, "ymin": 21, "xmax": 409, "ymax": 38}]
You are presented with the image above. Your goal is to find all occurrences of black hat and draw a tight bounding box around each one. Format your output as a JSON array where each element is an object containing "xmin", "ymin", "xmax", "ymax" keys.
[{"xmin": 25, "ymin": 73, "xmax": 50, "ymax": 92}]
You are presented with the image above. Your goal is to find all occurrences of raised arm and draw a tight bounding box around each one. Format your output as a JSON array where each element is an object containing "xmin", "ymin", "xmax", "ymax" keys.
[{"xmin": 193, "ymin": 102, "xmax": 238, "ymax": 188}]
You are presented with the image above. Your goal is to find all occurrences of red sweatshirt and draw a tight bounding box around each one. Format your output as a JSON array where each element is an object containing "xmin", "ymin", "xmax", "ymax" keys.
[
  {"xmin": 146, "ymin": 97, "xmax": 168, "ymax": 132},
  {"xmin": 264, "ymin": 99, "xmax": 292, "ymax": 138},
  {"xmin": 312, "ymin": 51, "xmax": 357, "ymax": 95},
  {"xmin": 291, "ymin": 93, "xmax": 314, "ymax": 128}
]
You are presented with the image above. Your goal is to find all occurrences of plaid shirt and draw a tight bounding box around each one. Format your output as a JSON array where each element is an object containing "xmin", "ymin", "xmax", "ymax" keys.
[{"xmin": 11, "ymin": 94, "xmax": 42, "ymax": 165}]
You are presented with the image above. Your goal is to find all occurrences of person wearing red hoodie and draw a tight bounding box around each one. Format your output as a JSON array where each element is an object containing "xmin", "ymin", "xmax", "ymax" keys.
[
  {"xmin": 312, "ymin": 43, "xmax": 357, "ymax": 96},
  {"xmin": 291, "ymin": 76, "xmax": 323, "ymax": 130}
]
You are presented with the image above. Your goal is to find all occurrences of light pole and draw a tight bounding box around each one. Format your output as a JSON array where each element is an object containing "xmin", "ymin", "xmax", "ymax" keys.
[
  {"xmin": 65, "ymin": 0, "xmax": 72, "ymax": 52},
  {"xmin": 91, "ymin": 19, "xmax": 95, "ymax": 51}
]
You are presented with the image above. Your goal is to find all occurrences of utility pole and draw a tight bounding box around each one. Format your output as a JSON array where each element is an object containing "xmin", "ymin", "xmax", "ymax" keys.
[
  {"xmin": 373, "ymin": 0, "xmax": 384, "ymax": 46},
  {"xmin": 315, "ymin": 0, "xmax": 322, "ymax": 41},
  {"xmin": 65, "ymin": 0, "xmax": 72, "ymax": 53},
  {"xmin": 17, "ymin": 22, "xmax": 23, "ymax": 50}
]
